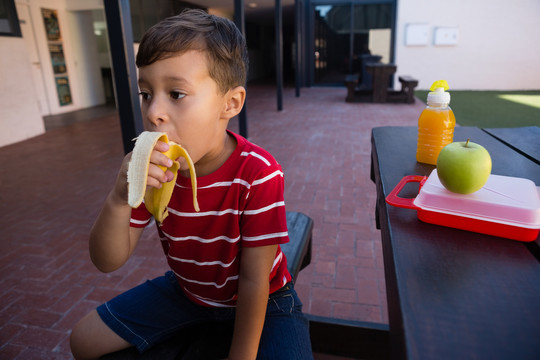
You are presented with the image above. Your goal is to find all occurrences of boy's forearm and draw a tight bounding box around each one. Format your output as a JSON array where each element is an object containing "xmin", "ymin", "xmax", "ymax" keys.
[
  {"xmin": 228, "ymin": 277, "xmax": 269, "ymax": 360},
  {"xmin": 89, "ymin": 190, "xmax": 136, "ymax": 273}
]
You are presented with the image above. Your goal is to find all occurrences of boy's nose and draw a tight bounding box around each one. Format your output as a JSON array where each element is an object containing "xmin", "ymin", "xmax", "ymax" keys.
[{"xmin": 145, "ymin": 99, "xmax": 169, "ymax": 126}]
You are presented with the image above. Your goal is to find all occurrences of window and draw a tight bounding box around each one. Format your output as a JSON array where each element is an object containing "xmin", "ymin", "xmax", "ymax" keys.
[
  {"xmin": 0, "ymin": 0, "xmax": 21, "ymax": 37},
  {"xmin": 311, "ymin": 1, "xmax": 395, "ymax": 85}
]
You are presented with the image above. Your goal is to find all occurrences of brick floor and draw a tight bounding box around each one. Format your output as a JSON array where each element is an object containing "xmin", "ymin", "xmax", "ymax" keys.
[{"xmin": 0, "ymin": 84, "xmax": 423, "ymax": 358}]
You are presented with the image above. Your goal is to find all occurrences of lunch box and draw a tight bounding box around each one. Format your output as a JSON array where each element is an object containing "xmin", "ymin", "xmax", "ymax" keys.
[{"xmin": 385, "ymin": 169, "xmax": 540, "ymax": 242}]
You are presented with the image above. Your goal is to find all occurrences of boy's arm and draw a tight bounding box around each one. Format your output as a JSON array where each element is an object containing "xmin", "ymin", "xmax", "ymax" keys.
[
  {"xmin": 89, "ymin": 188, "xmax": 143, "ymax": 273},
  {"xmin": 228, "ymin": 244, "xmax": 278, "ymax": 360},
  {"xmin": 90, "ymin": 142, "xmax": 173, "ymax": 273}
]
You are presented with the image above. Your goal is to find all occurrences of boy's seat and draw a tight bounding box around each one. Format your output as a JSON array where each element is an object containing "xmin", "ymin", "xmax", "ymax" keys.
[
  {"xmin": 282, "ymin": 211, "xmax": 313, "ymax": 279},
  {"xmin": 101, "ymin": 211, "xmax": 314, "ymax": 359}
]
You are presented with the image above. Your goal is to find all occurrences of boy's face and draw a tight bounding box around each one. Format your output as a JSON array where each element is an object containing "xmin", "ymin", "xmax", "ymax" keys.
[{"xmin": 138, "ymin": 50, "xmax": 232, "ymax": 172}]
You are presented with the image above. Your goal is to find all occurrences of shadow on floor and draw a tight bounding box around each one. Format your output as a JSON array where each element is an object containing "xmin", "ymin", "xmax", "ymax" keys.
[{"xmin": 43, "ymin": 104, "xmax": 118, "ymax": 130}]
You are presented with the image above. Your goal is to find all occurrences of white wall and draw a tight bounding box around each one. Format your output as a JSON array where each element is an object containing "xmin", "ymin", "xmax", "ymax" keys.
[
  {"xmin": 66, "ymin": 10, "xmax": 105, "ymax": 108},
  {"xmin": 394, "ymin": 0, "xmax": 540, "ymax": 90},
  {"xmin": 2, "ymin": 0, "xmax": 539, "ymax": 148},
  {"xmin": 20, "ymin": 0, "xmax": 105, "ymax": 115},
  {"xmin": 0, "ymin": 37, "xmax": 45, "ymax": 147},
  {"xmin": 24, "ymin": 0, "xmax": 76, "ymax": 114},
  {"xmin": 65, "ymin": 0, "xmax": 103, "ymax": 11},
  {"xmin": 0, "ymin": 0, "xmax": 106, "ymax": 147}
]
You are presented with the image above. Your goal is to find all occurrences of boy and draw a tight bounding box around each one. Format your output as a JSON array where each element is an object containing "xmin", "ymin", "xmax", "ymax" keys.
[{"xmin": 70, "ymin": 9, "xmax": 312, "ymax": 360}]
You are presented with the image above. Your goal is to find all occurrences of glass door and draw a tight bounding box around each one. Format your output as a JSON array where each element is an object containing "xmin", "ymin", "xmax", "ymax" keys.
[
  {"xmin": 314, "ymin": 4, "xmax": 352, "ymax": 85},
  {"xmin": 312, "ymin": 1, "xmax": 394, "ymax": 86}
]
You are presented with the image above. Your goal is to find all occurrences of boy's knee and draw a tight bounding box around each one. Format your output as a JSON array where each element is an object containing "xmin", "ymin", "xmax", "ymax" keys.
[
  {"xmin": 70, "ymin": 309, "xmax": 127, "ymax": 360},
  {"xmin": 70, "ymin": 321, "xmax": 91, "ymax": 360},
  {"xmin": 70, "ymin": 314, "xmax": 97, "ymax": 360}
]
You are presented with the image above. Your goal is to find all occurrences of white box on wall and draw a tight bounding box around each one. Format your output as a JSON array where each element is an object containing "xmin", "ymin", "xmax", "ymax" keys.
[
  {"xmin": 405, "ymin": 24, "xmax": 429, "ymax": 46},
  {"xmin": 434, "ymin": 27, "xmax": 459, "ymax": 46}
]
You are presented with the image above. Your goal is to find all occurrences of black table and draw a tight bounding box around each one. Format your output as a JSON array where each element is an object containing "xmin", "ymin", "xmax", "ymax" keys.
[
  {"xmin": 483, "ymin": 126, "xmax": 540, "ymax": 165},
  {"xmin": 371, "ymin": 126, "xmax": 540, "ymax": 359},
  {"xmin": 482, "ymin": 126, "xmax": 540, "ymax": 251}
]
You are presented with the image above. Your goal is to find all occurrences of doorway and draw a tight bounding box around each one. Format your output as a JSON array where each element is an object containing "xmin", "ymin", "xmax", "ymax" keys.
[
  {"xmin": 15, "ymin": 3, "xmax": 50, "ymax": 115},
  {"xmin": 311, "ymin": 1, "xmax": 395, "ymax": 86}
]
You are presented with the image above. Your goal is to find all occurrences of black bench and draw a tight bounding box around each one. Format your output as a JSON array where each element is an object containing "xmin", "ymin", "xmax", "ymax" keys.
[
  {"xmin": 367, "ymin": 63, "xmax": 397, "ymax": 103},
  {"xmin": 345, "ymin": 74, "xmax": 362, "ymax": 102},
  {"xmin": 345, "ymin": 67, "xmax": 418, "ymax": 104},
  {"xmin": 396, "ymin": 75, "xmax": 418, "ymax": 104},
  {"xmin": 101, "ymin": 211, "xmax": 313, "ymax": 359},
  {"xmin": 282, "ymin": 211, "xmax": 313, "ymax": 279}
]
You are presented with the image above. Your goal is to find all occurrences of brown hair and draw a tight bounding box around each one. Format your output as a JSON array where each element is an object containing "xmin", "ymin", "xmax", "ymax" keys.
[{"xmin": 136, "ymin": 9, "xmax": 248, "ymax": 94}]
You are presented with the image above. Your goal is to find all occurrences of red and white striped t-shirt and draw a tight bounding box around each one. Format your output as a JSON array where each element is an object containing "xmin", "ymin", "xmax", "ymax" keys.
[{"xmin": 130, "ymin": 131, "xmax": 292, "ymax": 307}]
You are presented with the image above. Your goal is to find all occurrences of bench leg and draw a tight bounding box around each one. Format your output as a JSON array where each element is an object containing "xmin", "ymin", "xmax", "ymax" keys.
[
  {"xmin": 345, "ymin": 74, "xmax": 359, "ymax": 102},
  {"xmin": 367, "ymin": 65, "xmax": 396, "ymax": 103},
  {"xmin": 398, "ymin": 78, "xmax": 418, "ymax": 104},
  {"xmin": 402, "ymin": 84, "xmax": 416, "ymax": 103}
]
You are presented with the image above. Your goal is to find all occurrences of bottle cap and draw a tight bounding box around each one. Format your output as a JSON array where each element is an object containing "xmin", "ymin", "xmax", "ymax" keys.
[
  {"xmin": 427, "ymin": 87, "xmax": 450, "ymax": 105},
  {"xmin": 427, "ymin": 80, "xmax": 450, "ymax": 105}
]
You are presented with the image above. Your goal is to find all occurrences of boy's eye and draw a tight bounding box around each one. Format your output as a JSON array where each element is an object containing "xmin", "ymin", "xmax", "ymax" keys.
[
  {"xmin": 139, "ymin": 91, "xmax": 151, "ymax": 101},
  {"xmin": 170, "ymin": 91, "xmax": 186, "ymax": 100}
]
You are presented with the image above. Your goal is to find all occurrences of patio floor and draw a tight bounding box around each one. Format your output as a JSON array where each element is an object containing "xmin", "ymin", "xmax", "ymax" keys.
[{"xmin": 0, "ymin": 84, "xmax": 423, "ymax": 359}]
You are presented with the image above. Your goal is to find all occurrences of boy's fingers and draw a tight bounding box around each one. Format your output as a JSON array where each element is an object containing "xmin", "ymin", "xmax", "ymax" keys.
[
  {"xmin": 154, "ymin": 140, "xmax": 169, "ymax": 153},
  {"xmin": 147, "ymin": 165, "xmax": 175, "ymax": 189},
  {"xmin": 164, "ymin": 169, "xmax": 175, "ymax": 182},
  {"xmin": 177, "ymin": 157, "xmax": 189, "ymax": 171},
  {"xmin": 147, "ymin": 164, "xmax": 169, "ymax": 187},
  {"xmin": 142, "ymin": 141, "xmax": 181, "ymax": 189},
  {"xmin": 145, "ymin": 177, "xmax": 162, "ymax": 190},
  {"xmin": 149, "ymin": 149, "xmax": 173, "ymax": 169}
]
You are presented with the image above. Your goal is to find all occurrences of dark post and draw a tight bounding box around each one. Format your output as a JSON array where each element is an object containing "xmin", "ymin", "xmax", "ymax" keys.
[
  {"xmin": 275, "ymin": 0, "xmax": 283, "ymax": 111},
  {"xmin": 349, "ymin": 3, "xmax": 354, "ymax": 74},
  {"xmin": 103, "ymin": 0, "xmax": 143, "ymax": 154},
  {"xmin": 294, "ymin": 0, "xmax": 302, "ymax": 97},
  {"xmin": 234, "ymin": 0, "xmax": 248, "ymax": 138}
]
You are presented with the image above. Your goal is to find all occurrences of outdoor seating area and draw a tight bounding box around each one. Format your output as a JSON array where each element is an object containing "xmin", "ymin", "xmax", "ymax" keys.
[
  {"xmin": 371, "ymin": 126, "xmax": 540, "ymax": 359},
  {"xmin": 0, "ymin": 84, "xmax": 426, "ymax": 359},
  {"xmin": 345, "ymin": 57, "xmax": 418, "ymax": 104},
  {"xmin": 2, "ymin": 0, "xmax": 539, "ymax": 358},
  {"xmin": 2, "ymin": 83, "xmax": 538, "ymax": 359}
]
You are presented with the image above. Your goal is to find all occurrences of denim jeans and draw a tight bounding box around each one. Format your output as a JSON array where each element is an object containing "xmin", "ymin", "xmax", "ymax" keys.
[{"xmin": 97, "ymin": 271, "xmax": 313, "ymax": 359}]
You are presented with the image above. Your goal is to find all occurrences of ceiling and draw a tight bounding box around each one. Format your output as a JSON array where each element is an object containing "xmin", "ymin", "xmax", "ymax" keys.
[
  {"xmin": 193, "ymin": 0, "xmax": 295, "ymax": 12},
  {"xmin": 192, "ymin": 0, "xmax": 296, "ymax": 23}
]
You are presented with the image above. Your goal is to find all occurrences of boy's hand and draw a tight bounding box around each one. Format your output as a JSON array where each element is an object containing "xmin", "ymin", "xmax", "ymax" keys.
[
  {"xmin": 110, "ymin": 152, "xmax": 132, "ymax": 206},
  {"xmin": 146, "ymin": 141, "xmax": 175, "ymax": 189},
  {"xmin": 111, "ymin": 141, "xmax": 180, "ymax": 206}
]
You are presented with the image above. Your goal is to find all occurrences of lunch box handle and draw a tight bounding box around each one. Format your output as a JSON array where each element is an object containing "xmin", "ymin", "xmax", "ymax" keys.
[{"xmin": 385, "ymin": 175, "xmax": 426, "ymax": 209}]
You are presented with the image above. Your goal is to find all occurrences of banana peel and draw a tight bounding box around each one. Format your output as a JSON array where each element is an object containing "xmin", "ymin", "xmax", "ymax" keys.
[{"xmin": 127, "ymin": 131, "xmax": 199, "ymax": 224}]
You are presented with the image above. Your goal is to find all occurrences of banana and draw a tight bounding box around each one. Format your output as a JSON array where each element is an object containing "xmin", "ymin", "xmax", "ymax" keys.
[{"xmin": 127, "ymin": 131, "xmax": 199, "ymax": 224}]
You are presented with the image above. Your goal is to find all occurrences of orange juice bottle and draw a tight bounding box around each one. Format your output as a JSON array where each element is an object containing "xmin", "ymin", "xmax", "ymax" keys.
[{"xmin": 416, "ymin": 80, "xmax": 455, "ymax": 165}]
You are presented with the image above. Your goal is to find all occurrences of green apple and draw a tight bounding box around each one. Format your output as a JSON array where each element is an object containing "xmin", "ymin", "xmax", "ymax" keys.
[{"xmin": 436, "ymin": 139, "xmax": 492, "ymax": 194}]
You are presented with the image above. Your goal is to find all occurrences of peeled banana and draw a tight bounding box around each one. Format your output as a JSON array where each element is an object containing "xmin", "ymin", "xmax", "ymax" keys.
[{"xmin": 127, "ymin": 131, "xmax": 199, "ymax": 223}]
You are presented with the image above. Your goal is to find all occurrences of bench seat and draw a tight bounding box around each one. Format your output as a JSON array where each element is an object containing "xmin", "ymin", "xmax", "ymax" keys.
[
  {"xmin": 345, "ymin": 69, "xmax": 418, "ymax": 104},
  {"xmin": 101, "ymin": 211, "xmax": 313, "ymax": 359}
]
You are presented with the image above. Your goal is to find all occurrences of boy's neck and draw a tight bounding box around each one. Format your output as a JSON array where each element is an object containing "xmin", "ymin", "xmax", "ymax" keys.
[{"xmin": 182, "ymin": 131, "xmax": 237, "ymax": 178}]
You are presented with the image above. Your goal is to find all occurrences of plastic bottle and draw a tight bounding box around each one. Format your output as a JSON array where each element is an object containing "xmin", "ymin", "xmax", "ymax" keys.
[{"xmin": 416, "ymin": 80, "xmax": 456, "ymax": 165}]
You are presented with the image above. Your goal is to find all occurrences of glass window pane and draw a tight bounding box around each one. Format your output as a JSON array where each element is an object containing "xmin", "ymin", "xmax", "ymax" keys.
[
  {"xmin": 0, "ymin": 0, "xmax": 21, "ymax": 36},
  {"xmin": 314, "ymin": 4, "xmax": 351, "ymax": 84},
  {"xmin": 353, "ymin": 3, "xmax": 392, "ymax": 69}
]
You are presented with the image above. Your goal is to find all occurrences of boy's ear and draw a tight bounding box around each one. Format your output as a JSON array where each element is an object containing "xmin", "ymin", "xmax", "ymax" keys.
[{"xmin": 222, "ymin": 86, "xmax": 246, "ymax": 119}]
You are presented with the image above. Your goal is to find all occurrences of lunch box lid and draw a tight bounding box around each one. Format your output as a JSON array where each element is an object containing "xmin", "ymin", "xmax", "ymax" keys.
[{"xmin": 414, "ymin": 169, "xmax": 540, "ymax": 229}]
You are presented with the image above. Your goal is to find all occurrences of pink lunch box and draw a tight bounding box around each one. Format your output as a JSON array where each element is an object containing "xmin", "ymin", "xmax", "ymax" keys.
[{"xmin": 385, "ymin": 169, "xmax": 540, "ymax": 242}]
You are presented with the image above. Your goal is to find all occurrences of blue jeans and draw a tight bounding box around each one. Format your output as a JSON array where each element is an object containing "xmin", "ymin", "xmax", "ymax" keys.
[{"xmin": 97, "ymin": 271, "xmax": 313, "ymax": 359}]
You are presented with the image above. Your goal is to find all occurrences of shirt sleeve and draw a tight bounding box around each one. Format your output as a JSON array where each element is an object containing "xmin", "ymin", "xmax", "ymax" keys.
[
  {"xmin": 130, "ymin": 202, "xmax": 152, "ymax": 228},
  {"xmin": 240, "ymin": 164, "xmax": 289, "ymax": 247}
]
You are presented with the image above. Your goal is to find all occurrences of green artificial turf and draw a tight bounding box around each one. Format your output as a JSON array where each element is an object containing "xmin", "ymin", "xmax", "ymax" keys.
[{"xmin": 414, "ymin": 90, "xmax": 540, "ymax": 128}]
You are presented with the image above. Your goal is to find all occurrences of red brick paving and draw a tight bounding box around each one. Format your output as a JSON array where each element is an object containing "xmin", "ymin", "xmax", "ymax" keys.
[{"xmin": 0, "ymin": 84, "xmax": 423, "ymax": 358}]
